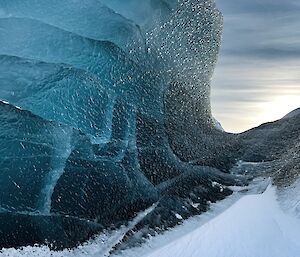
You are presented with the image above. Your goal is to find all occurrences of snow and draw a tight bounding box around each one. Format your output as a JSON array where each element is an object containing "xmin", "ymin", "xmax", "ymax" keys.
[
  {"xmin": 174, "ymin": 213, "xmax": 183, "ymax": 220},
  {"xmin": 1, "ymin": 183, "xmax": 299, "ymax": 257},
  {"xmin": 278, "ymin": 179, "xmax": 300, "ymax": 218},
  {"xmin": 135, "ymin": 186, "xmax": 300, "ymax": 257}
]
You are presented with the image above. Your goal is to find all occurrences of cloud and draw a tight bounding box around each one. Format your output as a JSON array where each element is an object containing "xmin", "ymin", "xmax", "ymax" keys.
[
  {"xmin": 212, "ymin": 0, "xmax": 300, "ymax": 132},
  {"xmin": 216, "ymin": 0, "xmax": 300, "ymax": 60},
  {"xmin": 216, "ymin": 0, "xmax": 300, "ymax": 15}
]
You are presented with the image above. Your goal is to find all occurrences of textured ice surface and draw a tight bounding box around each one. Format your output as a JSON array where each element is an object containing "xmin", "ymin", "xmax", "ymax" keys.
[
  {"xmin": 0, "ymin": 100, "xmax": 157, "ymax": 249},
  {"xmin": 98, "ymin": 0, "xmax": 177, "ymax": 31},
  {"xmin": 0, "ymin": 101, "xmax": 75, "ymax": 213},
  {"xmin": 0, "ymin": 1, "xmax": 228, "ymax": 248},
  {"xmin": 0, "ymin": 55, "xmax": 116, "ymax": 138},
  {"xmin": 0, "ymin": 0, "xmax": 145, "ymax": 58}
]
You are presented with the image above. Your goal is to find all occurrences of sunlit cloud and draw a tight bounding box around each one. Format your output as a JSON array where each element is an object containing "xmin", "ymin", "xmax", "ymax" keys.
[
  {"xmin": 255, "ymin": 95, "xmax": 300, "ymax": 125},
  {"xmin": 212, "ymin": 0, "xmax": 300, "ymax": 133}
]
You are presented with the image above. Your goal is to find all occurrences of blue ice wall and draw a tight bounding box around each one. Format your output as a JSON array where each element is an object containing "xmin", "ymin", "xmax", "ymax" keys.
[{"xmin": 0, "ymin": 0, "xmax": 224, "ymax": 249}]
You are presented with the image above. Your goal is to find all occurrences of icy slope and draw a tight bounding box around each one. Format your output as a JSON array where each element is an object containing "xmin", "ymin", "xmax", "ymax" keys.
[{"xmin": 141, "ymin": 186, "xmax": 300, "ymax": 257}]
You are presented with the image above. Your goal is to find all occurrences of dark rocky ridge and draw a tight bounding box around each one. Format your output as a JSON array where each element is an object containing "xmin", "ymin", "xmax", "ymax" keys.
[{"xmin": 110, "ymin": 109, "xmax": 300, "ymax": 253}]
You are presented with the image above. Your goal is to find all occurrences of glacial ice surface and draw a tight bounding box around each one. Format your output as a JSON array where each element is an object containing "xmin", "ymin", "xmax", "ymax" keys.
[
  {"xmin": 0, "ymin": 0, "xmax": 145, "ymax": 58},
  {"xmin": 0, "ymin": 0, "xmax": 228, "ymax": 248}
]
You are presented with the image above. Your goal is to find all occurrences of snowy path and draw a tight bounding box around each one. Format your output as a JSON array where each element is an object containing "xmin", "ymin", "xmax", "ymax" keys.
[{"xmin": 141, "ymin": 186, "xmax": 300, "ymax": 257}]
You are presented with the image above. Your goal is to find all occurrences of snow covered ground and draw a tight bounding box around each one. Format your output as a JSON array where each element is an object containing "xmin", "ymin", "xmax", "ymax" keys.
[
  {"xmin": 134, "ymin": 186, "xmax": 300, "ymax": 257},
  {"xmin": 1, "ymin": 181, "xmax": 299, "ymax": 257},
  {"xmin": 278, "ymin": 179, "xmax": 300, "ymax": 219}
]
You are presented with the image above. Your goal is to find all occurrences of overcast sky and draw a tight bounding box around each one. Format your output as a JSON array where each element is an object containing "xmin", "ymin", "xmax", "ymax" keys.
[{"xmin": 211, "ymin": 0, "xmax": 300, "ymax": 133}]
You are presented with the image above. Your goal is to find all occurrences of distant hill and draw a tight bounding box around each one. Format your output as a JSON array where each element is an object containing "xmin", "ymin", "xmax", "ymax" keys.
[{"xmin": 283, "ymin": 108, "xmax": 300, "ymax": 119}]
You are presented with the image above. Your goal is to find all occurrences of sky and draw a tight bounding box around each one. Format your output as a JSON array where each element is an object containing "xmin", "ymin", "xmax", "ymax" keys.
[{"xmin": 211, "ymin": 0, "xmax": 300, "ymax": 133}]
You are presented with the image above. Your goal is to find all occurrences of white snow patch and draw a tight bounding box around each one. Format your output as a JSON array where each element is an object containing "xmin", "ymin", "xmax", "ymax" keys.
[
  {"xmin": 174, "ymin": 213, "xmax": 183, "ymax": 220},
  {"xmin": 191, "ymin": 203, "xmax": 200, "ymax": 208},
  {"xmin": 278, "ymin": 178, "xmax": 300, "ymax": 218},
  {"xmin": 0, "ymin": 100, "xmax": 10, "ymax": 105},
  {"xmin": 136, "ymin": 186, "xmax": 300, "ymax": 257}
]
